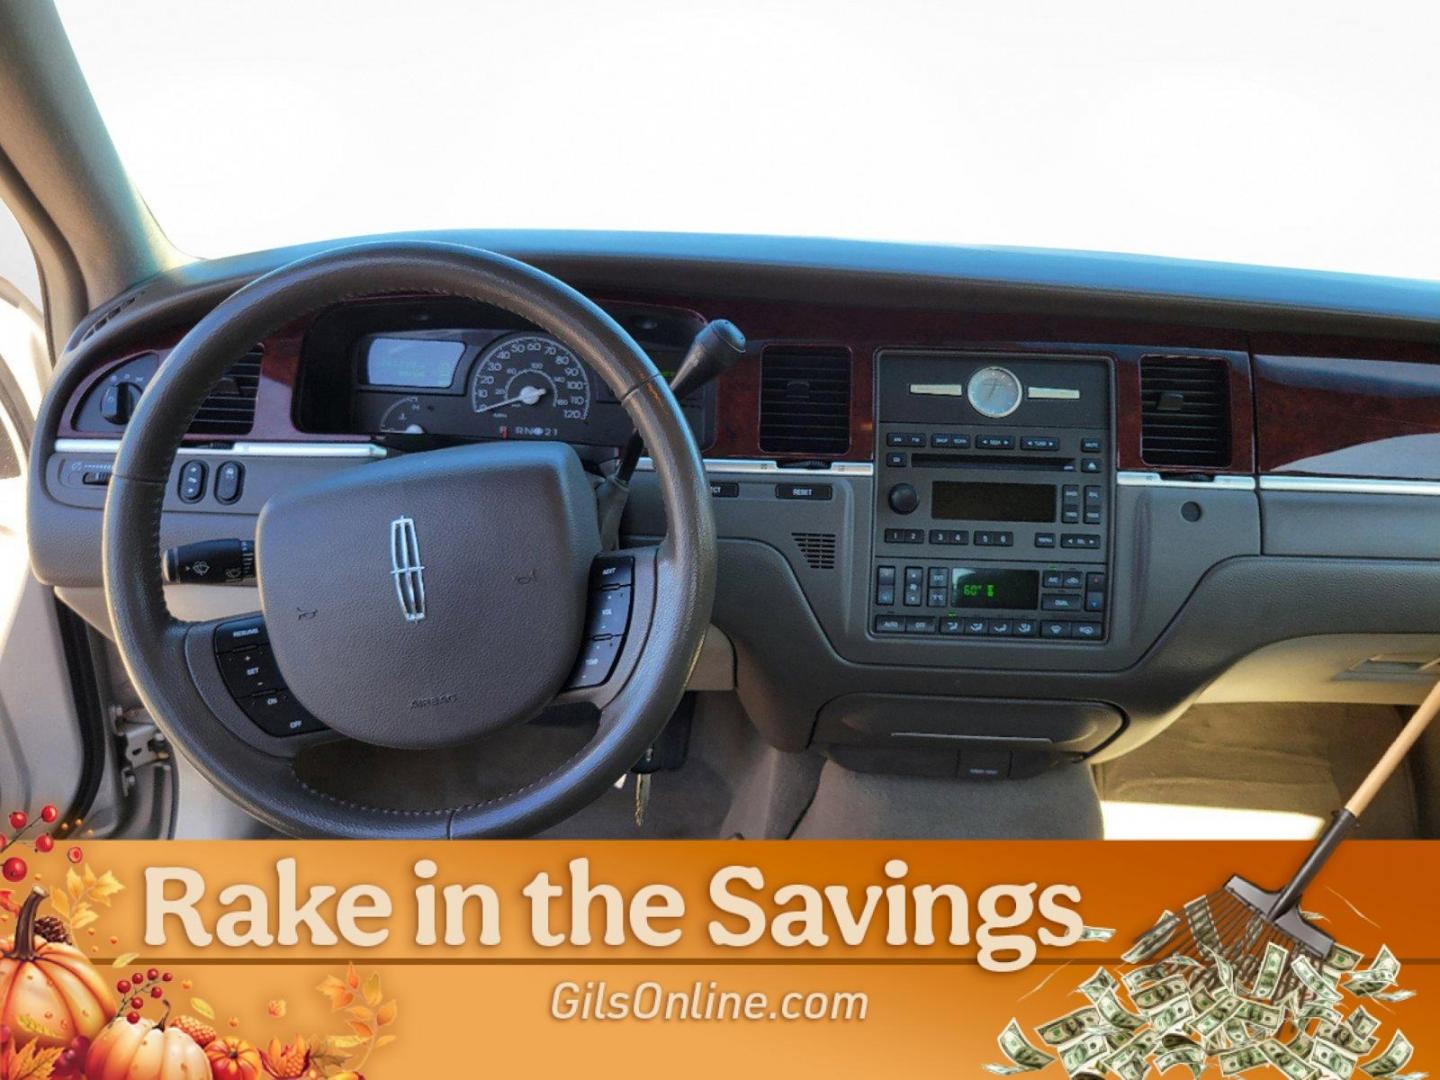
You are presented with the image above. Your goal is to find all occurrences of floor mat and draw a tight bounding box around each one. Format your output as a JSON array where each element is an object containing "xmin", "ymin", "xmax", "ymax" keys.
[{"xmin": 1094, "ymin": 703, "xmax": 1420, "ymax": 840}]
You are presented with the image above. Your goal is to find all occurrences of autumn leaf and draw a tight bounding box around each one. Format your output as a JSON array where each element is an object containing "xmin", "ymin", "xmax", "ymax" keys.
[
  {"xmin": 317, "ymin": 975, "xmax": 354, "ymax": 1011},
  {"xmin": 374, "ymin": 1034, "xmax": 398, "ymax": 1050},
  {"xmin": 90, "ymin": 870, "xmax": 124, "ymax": 905},
  {"xmin": 323, "ymin": 1035, "xmax": 366, "ymax": 1052},
  {"xmin": 111, "ymin": 952, "xmax": 139, "ymax": 968},
  {"xmin": 345, "ymin": 962, "xmax": 360, "ymax": 990},
  {"xmin": 191, "ymin": 997, "xmax": 216, "ymax": 1020},
  {"xmin": 82, "ymin": 863, "xmax": 97, "ymax": 888},
  {"xmin": 346, "ymin": 1020, "xmax": 374, "ymax": 1040},
  {"xmin": 70, "ymin": 907, "xmax": 98, "ymax": 932},
  {"xmin": 65, "ymin": 868, "xmax": 83, "ymax": 902},
  {"xmin": 361, "ymin": 972, "xmax": 382, "ymax": 1007},
  {"xmin": 5, "ymin": 1040, "xmax": 64, "ymax": 1080},
  {"xmin": 344, "ymin": 1006, "xmax": 373, "ymax": 1024},
  {"xmin": 375, "ymin": 1000, "xmax": 397, "ymax": 1027}
]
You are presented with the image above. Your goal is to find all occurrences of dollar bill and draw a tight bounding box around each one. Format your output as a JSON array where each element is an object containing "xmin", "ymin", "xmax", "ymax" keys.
[
  {"xmin": 1060, "ymin": 1033, "xmax": 1112, "ymax": 1075},
  {"xmin": 1365, "ymin": 989, "xmax": 1415, "ymax": 1004},
  {"xmin": 1157, "ymin": 1044, "xmax": 1206, "ymax": 1078},
  {"xmin": 1251, "ymin": 940, "xmax": 1290, "ymax": 1001},
  {"xmin": 1289, "ymin": 1032, "xmax": 1315, "ymax": 1059},
  {"xmin": 987, "ymin": 1019, "xmax": 1058, "ymax": 1075},
  {"xmin": 1325, "ymin": 943, "xmax": 1365, "ymax": 973},
  {"xmin": 1150, "ymin": 994, "xmax": 1196, "ymax": 1034},
  {"xmin": 1036, "ymin": 1006, "xmax": 1104, "ymax": 1047},
  {"xmin": 1078, "ymin": 967, "xmax": 1119, "ymax": 1003},
  {"xmin": 1349, "ymin": 1007, "xmax": 1382, "ymax": 1039},
  {"xmin": 1293, "ymin": 955, "xmax": 1345, "ymax": 1005},
  {"xmin": 1080, "ymin": 925, "xmax": 1116, "ymax": 942},
  {"xmin": 1361, "ymin": 1032, "xmax": 1414, "ymax": 1078},
  {"xmin": 1319, "ymin": 1021, "xmax": 1379, "ymax": 1058},
  {"xmin": 1193, "ymin": 997, "xmax": 1242, "ymax": 1038},
  {"xmin": 1123, "ymin": 911, "xmax": 1180, "ymax": 964},
  {"xmin": 1184, "ymin": 897, "xmax": 1222, "ymax": 951},
  {"xmin": 1203, "ymin": 943, "xmax": 1237, "ymax": 992},
  {"xmin": 1220, "ymin": 1045, "xmax": 1270, "ymax": 1076},
  {"xmin": 1345, "ymin": 946, "xmax": 1400, "ymax": 991},
  {"xmin": 1123, "ymin": 963, "xmax": 1171, "ymax": 992},
  {"xmin": 1263, "ymin": 1038, "xmax": 1320, "ymax": 1080},
  {"xmin": 1313, "ymin": 1037, "xmax": 1360, "ymax": 1080},
  {"xmin": 1132, "ymin": 974, "xmax": 1189, "ymax": 1013},
  {"xmin": 1232, "ymin": 998, "xmax": 1283, "ymax": 1034},
  {"xmin": 1094, "ymin": 990, "xmax": 1146, "ymax": 1034}
]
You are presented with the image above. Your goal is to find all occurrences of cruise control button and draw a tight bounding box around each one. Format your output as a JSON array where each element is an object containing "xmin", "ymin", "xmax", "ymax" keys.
[
  {"xmin": 590, "ymin": 556, "xmax": 634, "ymax": 590},
  {"xmin": 215, "ymin": 617, "xmax": 268, "ymax": 652},
  {"xmin": 219, "ymin": 646, "xmax": 283, "ymax": 696},
  {"xmin": 586, "ymin": 586, "xmax": 632, "ymax": 637},
  {"xmin": 241, "ymin": 690, "xmax": 324, "ymax": 738},
  {"xmin": 566, "ymin": 636, "xmax": 623, "ymax": 688}
]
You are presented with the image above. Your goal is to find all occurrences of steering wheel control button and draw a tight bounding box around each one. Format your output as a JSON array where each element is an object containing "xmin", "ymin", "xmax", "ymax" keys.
[
  {"xmin": 776, "ymin": 482, "xmax": 833, "ymax": 501},
  {"xmin": 566, "ymin": 635, "xmax": 622, "ymax": 689},
  {"xmin": 214, "ymin": 616, "xmax": 268, "ymax": 652},
  {"xmin": 586, "ymin": 586, "xmax": 632, "ymax": 639},
  {"xmin": 240, "ymin": 690, "xmax": 324, "ymax": 738},
  {"xmin": 219, "ymin": 646, "xmax": 284, "ymax": 696},
  {"xmin": 214, "ymin": 460, "xmax": 245, "ymax": 504},
  {"xmin": 590, "ymin": 555, "xmax": 634, "ymax": 590},
  {"xmin": 177, "ymin": 460, "xmax": 207, "ymax": 503}
]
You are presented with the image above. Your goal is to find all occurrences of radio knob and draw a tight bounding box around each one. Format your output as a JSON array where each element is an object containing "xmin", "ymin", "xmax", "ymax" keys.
[{"xmin": 888, "ymin": 483, "xmax": 919, "ymax": 515}]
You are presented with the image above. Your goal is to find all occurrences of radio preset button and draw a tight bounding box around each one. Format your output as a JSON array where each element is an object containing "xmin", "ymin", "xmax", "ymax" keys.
[{"xmin": 884, "ymin": 528, "xmax": 924, "ymax": 544}]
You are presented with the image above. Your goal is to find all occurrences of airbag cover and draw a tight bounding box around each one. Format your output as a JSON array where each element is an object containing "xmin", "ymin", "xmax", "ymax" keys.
[{"xmin": 256, "ymin": 441, "xmax": 599, "ymax": 748}]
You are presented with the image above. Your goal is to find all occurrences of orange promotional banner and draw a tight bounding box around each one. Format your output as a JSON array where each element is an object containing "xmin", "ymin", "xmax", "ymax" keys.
[{"xmin": 0, "ymin": 840, "xmax": 1433, "ymax": 1077}]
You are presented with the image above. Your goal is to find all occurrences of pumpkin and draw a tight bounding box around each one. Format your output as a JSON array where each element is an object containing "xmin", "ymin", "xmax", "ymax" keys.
[
  {"xmin": 0, "ymin": 887, "xmax": 115, "ymax": 1049},
  {"xmin": 86, "ymin": 1011, "xmax": 210, "ymax": 1079},
  {"xmin": 205, "ymin": 1036, "xmax": 264, "ymax": 1080}
]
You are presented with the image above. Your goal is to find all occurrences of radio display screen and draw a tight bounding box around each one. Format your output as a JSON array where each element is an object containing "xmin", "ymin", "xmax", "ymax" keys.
[
  {"xmin": 931, "ymin": 481, "xmax": 1056, "ymax": 523},
  {"xmin": 951, "ymin": 568, "xmax": 1039, "ymax": 609}
]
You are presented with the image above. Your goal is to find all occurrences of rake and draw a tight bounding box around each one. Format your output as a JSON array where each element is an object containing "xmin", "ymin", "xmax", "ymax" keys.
[{"xmin": 1130, "ymin": 678, "xmax": 1440, "ymax": 1004}]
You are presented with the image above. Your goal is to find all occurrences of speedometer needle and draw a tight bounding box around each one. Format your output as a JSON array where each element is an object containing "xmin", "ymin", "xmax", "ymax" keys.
[{"xmin": 476, "ymin": 385, "xmax": 548, "ymax": 413}]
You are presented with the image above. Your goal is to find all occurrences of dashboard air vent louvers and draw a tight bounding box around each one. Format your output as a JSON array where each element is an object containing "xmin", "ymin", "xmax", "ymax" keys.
[
  {"xmin": 188, "ymin": 344, "xmax": 264, "ymax": 435},
  {"xmin": 759, "ymin": 346, "xmax": 852, "ymax": 455},
  {"xmin": 1139, "ymin": 356, "xmax": 1231, "ymax": 468},
  {"xmin": 792, "ymin": 532, "xmax": 838, "ymax": 571},
  {"xmin": 78, "ymin": 292, "xmax": 141, "ymax": 343}
]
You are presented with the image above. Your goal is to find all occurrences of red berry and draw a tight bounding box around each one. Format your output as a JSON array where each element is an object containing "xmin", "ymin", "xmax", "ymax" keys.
[
  {"xmin": 132, "ymin": 972, "xmax": 144, "ymax": 985},
  {"xmin": 147, "ymin": 967, "xmax": 159, "ymax": 981},
  {"xmin": 40, "ymin": 805, "xmax": 58, "ymax": 823},
  {"xmin": 116, "ymin": 980, "xmax": 131, "ymax": 994},
  {"xmin": 7, "ymin": 811, "xmax": 26, "ymax": 830},
  {"xmin": 1, "ymin": 856, "xmax": 26, "ymax": 882},
  {"xmin": 60, "ymin": 1048, "xmax": 77, "ymax": 1066},
  {"xmin": 126, "ymin": 1012, "xmax": 140, "ymax": 1024},
  {"xmin": 130, "ymin": 996, "xmax": 143, "ymax": 1010},
  {"xmin": 66, "ymin": 846, "xmax": 83, "ymax": 864},
  {"xmin": 151, "ymin": 986, "xmax": 163, "ymax": 999},
  {"xmin": 35, "ymin": 834, "xmax": 54, "ymax": 853},
  {"xmin": 161, "ymin": 972, "xmax": 173, "ymax": 982}
]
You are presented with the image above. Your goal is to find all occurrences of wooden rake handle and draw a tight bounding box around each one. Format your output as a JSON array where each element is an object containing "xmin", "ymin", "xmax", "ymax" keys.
[{"xmin": 1347, "ymin": 675, "xmax": 1440, "ymax": 818}]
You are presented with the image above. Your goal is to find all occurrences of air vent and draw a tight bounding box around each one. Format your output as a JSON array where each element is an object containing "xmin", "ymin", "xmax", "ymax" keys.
[
  {"xmin": 79, "ymin": 292, "xmax": 142, "ymax": 343},
  {"xmin": 1139, "ymin": 356, "xmax": 1231, "ymax": 468},
  {"xmin": 188, "ymin": 344, "xmax": 264, "ymax": 435},
  {"xmin": 759, "ymin": 346, "xmax": 851, "ymax": 456},
  {"xmin": 792, "ymin": 532, "xmax": 837, "ymax": 571}
]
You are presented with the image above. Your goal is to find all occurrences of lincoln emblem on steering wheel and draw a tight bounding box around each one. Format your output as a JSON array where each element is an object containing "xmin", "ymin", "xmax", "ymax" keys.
[{"xmin": 389, "ymin": 515, "xmax": 427, "ymax": 622}]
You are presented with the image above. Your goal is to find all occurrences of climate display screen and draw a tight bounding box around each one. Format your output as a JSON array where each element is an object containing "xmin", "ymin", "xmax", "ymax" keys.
[
  {"xmin": 950, "ymin": 568, "xmax": 1040, "ymax": 610},
  {"xmin": 931, "ymin": 481, "xmax": 1056, "ymax": 523}
]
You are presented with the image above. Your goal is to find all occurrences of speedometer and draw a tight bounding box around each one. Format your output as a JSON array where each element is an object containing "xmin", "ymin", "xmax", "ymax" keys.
[{"xmin": 469, "ymin": 333, "xmax": 592, "ymax": 437}]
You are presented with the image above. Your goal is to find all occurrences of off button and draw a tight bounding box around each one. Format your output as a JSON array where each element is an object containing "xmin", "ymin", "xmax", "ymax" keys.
[{"xmin": 775, "ymin": 483, "xmax": 833, "ymax": 501}]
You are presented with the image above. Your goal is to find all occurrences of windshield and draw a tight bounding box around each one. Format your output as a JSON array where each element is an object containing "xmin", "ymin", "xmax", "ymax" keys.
[{"xmin": 59, "ymin": 1, "xmax": 1440, "ymax": 280}]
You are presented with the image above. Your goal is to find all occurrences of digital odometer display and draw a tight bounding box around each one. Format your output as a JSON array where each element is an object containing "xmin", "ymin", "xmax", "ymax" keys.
[
  {"xmin": 363, "ymin": 336, "xmax": 466, "ymax": 388},
  {"xmin": 950, "ymin": 568, "xmax": 1039, "ymax": 609}
]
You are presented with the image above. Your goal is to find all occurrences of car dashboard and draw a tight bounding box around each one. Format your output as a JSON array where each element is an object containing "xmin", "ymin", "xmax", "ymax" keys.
[{"xmin": 27, "ymin": 231, "xmax": 1440, "ymax": 780}]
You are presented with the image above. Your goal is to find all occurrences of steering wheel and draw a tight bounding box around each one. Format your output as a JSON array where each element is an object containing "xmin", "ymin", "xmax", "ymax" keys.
[{"xmin": 102, "ymin": 242, "xmax": 717, "ymax": 837}]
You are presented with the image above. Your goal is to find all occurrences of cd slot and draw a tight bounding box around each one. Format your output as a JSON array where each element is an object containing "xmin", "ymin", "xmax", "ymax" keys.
[{"xmin": 911, "ymin": 453, "xmax": 1075, "ymax": 472}]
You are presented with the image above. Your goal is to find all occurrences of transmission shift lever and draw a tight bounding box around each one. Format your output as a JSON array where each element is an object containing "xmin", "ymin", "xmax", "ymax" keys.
[{"xmin": 596, "ymin": 319, "xmax": 746, "ymax": 548}]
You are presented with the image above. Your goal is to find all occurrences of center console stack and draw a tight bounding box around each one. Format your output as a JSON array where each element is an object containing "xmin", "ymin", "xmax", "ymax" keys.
[{"xmin": 871, "ymin": 351, "xmax": 1113, "ymax": 644}]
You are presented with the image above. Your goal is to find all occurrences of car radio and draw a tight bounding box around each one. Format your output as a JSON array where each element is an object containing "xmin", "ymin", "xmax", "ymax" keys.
[{"xmin": 871, "ymin": 351, "xmax": 1112, "ymax": 643}]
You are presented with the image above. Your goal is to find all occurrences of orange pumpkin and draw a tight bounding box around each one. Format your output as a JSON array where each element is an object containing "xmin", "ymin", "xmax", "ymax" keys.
[
  {"xmin": 86, "ymin": 1013, "xmax": 210, "ymax": 1080},
  {"xmin": 205, "ymin": 1035, "xmax": 264, "ymax": 1080},
  {"xmin": 0, "ymin": 888, "xmax": 115, "ymax": 1049}
]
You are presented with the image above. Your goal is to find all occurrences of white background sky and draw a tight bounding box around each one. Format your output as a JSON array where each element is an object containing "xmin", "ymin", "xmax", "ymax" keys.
[{"xmin": 24, "ymin": 0, "xmax": 1440, "ymax": 282}]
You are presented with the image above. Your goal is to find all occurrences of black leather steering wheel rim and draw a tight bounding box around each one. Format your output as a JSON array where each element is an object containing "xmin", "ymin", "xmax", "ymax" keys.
[{"xmin": 102, "ymin": 241, "xmax": 716, "ymax": 837}]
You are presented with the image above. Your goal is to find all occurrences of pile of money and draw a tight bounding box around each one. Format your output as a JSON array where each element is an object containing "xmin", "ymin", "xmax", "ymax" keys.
[{"xmin": 986, "ymin": 912, "xmax": 1421, "ymax": 1079}]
